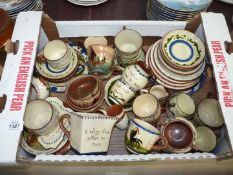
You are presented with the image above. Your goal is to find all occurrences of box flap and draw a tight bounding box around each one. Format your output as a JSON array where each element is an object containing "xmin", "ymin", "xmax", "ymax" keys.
[
  {"xmin": 201, "ymin": 13, "xmax": 233, "ymax": 152},
  {"xmin": 0, "ymin": 11, "xmax": 43, "ymax": 165}
]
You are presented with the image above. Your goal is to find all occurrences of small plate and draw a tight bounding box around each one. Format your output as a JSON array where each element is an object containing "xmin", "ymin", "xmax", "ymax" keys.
[
  {"xmin": 104, "ymin": 75, "xmax": 135, "ymax": 112},
  {"xmin": 36, "ymin": 46, "xmax": 78, "ymax": 81},
  {"xmin": 150, "ymin": 41, "xmax": 205, "ymax": 81},
  {"xmin": 161, "ymin": 30, "xmax": 205, "ymax": 69}
]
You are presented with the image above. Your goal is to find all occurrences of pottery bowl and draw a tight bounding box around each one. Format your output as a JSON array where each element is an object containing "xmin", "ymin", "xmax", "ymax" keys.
[
  {"xmin": 66, "ymin": 75, "xmax": 100, "ymax": 107},
  {"xmin": 195, "ymin": 126, "xmax": 217, "ymax": 152},
  {"xmin": 160, "ymin": 117, "xmax": 196, "ymax": 153}
]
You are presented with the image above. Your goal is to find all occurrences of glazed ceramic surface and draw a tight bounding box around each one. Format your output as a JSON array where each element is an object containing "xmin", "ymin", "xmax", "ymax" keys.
[
  {"xmin": 108, "ymin": 79, "xmax": 136, "ymax": 106},
  {"xmin": 106, "ymin": 105, "xmax": 129, "ymax": 130},
  {"xmin": 195, "ymin": 126, "xmax": 216, "ymax": 152},
  {"xmin": 125, "ymin": 118, "xmax": 162, "ymax": 154},
  {"xmin": 122, "ymin": 61, "xmax": 150, "ymax": 91},
  {"xmin": 42, "ymin": 40, "xmax": 70, "ymax": 69},
  {"xmin": 161, "ymin": 30, "xmax": 205, "ymax": 69},
  {"xmin": 195, "ymin": 99, "xmax": 224, "ymax": 128},
  {"xmin": 168, "ymin": 93, "xmax": 195, "ymax": 118},
  {"xmin": 30, "ymin": 77, "xmax": 50, "ymax": 100},
  {"xmin": 104, "ymin": 75, "xmax": 133, "ymax": 111},
  {"xmin": 160, "ymin": 117, "xmax": 196, "ymax": 153},
  {"xmin": 70, "ymin": 113, "xmax": 118, "ymax": 154},
  {"xmin": 115, "ymin": 29, "xmax": 142, "ymax": 60},
  {"xmin": 24, "ymin": 100, "xmax": 59, "ymax": 135},
  {"xmin": 36, "ymin": 46, "xmax": 78, "ymax": 81},
  {"xmin": 87, "ymin": 44, "xmax": 115, "ymax": 76}
]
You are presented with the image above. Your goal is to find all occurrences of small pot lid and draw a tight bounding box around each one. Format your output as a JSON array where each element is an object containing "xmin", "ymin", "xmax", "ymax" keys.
[{"xmin": 0, "ymin": 9, "xmax": 10, "ymax": 33}]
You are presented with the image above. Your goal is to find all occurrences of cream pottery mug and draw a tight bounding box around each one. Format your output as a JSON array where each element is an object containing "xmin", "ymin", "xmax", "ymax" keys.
[
  {"xmin": 38, "ymin": 40, "xmax": 71, "ymax": 69},
  {"xmin": 70, "ymin": 112, "xmax": 118, "ymax": 154},
  {"xmin": 122, "ymin": 61, "xmax": 151, "ymax": 91},
  {"xmin": 114, "ymin": 29, "xmax": 142, "ymax": 60},
  {"xmin": 194, "ymin": 98, "xmax": 224, "ymax": 129},
  {"xmin": 125, "ymin": 118, "xmax": 167, "ymax": 154},
  {"xmin": 133, "ymin": 94, "xmax": 161, "ymax": 125},
  {"xmin": 108, "ymin": 79, "xmax": 136, "ymax": 105},
  {"xmin": 24, "ymin": 100, "xmax": 59, "ymax": 135},
  {"xmin": 167, "ymin": 92, "xmax": 195, "ymax": 119}
]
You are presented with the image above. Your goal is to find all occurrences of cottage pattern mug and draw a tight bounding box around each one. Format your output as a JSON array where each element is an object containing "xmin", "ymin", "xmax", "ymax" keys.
[{"xmin": 125, "ymin": 118, "xmax": 167, "ymax": 154}]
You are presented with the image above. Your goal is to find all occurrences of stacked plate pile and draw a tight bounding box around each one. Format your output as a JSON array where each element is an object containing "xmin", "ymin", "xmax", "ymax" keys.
[
  {"xmin": 66, "ymin": 0, "xmax": 108, "ymax": 6},
  {"xmin": 0, "ymin": 0, "xmax": 43, "ymax": 19},
  {"xmin": 146, "ymin": 0, "xmax": 212, "ymax": 21},
  {"xmin": 145, "ymin": 29, "xmax": 206, "ymax": 90}
]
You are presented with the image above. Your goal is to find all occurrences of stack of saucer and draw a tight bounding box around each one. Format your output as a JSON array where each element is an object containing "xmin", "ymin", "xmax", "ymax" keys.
[
  {"xmin": 146, "ymin": 29, "xmax": 206, "ymax": 90},
  {"xmin": 146, "ymin": 0, "xmax": 212, "ymax": 21},
  {"xmin": 0, "ymin": 0, "xmax": 43, "ymax": 19},
  {"xmin": 65, "ymin": 75, "xmax": 105, "ymax": 112},
  {"xmin": 66, "ymin": 0, "xmax": 108, "ymax": 6}
]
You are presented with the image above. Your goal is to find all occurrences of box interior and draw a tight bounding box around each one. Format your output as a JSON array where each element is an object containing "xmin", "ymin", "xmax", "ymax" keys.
[{"xmin": 6, "ymin": 13, "xmax": 232, "ymax": 163}]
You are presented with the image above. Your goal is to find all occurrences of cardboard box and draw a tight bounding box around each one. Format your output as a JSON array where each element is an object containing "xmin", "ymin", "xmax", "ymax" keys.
[{"xmin": 0, "ymin": 11, "xmax": 233, "ymax": 165}]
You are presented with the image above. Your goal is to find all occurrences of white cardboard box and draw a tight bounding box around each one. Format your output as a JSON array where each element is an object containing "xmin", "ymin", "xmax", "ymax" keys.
[{"xmin": 0, "ymin": 11, "xmax": 233, "ymax": 165}]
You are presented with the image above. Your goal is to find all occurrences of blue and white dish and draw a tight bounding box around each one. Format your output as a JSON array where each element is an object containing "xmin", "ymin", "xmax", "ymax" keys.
[{"xmin": 157, "ymin": 0, "xmax": 212, "ymax": 12}]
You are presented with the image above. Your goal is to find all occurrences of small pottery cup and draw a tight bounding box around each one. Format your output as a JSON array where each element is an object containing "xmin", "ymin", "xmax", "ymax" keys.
[
  {"xmin": 125, "ymin": 118, "xmax": 167, "ymax": 154},
  {"xmin": 121, "ymin": 61, "xmax": 151, "ymax": 91},
  {"xmin": 194, "ymin": 126, "xmax": 217, "ymax": 152},
  {"xmin": 37, "ymin": 40, "xmax": 71, "ymax": 69},
  {"xmin": 87, "ymin": 44, "xmax": 116, "ymax": 79},
  {"xmin": 66, "ymin": 75, "xmax": 101, "ymax": 107},
  {"xmin": 132, "ymin": 94, "xmax": 161, "ymax": 125},
  {"xmin": 24, "ymin": 100, "xmax": 60, "ymax": 136},
  {"xmin": 108, "ymin": 79, "xmax": 136, "ymax": 105},
  {"xmin": 159, "ymin": 117, "xmax": 197, "ymax": 153},
  {"xmin": 167, "ymin": 92, "xmax": 195, "ymax": 119},
  {"xmin": 107, "ymin": 104, "xmax": 129, "ymax": 130},
  {"xmin": 194, "ymin": 98, "xmax": 224, "ymax": 129},
  {"xmin": 115, "ymin": 29, "xmax": 142, "ymax": 61},
  {"xmin": 140, "ymin": 84, "xmax": 169, "ymax": 105},
  {"xmin": 29, "ymin": 77, "xmax": 50, "ymax": 101}
]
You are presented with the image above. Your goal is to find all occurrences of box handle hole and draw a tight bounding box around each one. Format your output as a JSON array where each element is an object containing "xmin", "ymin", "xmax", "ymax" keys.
[
  {"xmin": 4, "ymin": 40, "xmax": 19, "ymax": 55},
  {"xmin": 224, "ymin": 41, "xmax": 233, "ymax": 54},
  {"xmin": 0, "ymin": 94, "xmax": 7, "ymax": 113}
]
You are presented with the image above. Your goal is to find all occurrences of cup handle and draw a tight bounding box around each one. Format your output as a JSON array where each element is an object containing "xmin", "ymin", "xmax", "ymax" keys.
[
  {"xmin": 112, "ymin": 65, "xmax": 125, "ymax": 75},
  {"xmin": 157, "ymin": 119, "xmax": 166, "ymax": 126},
  {"xmin": 140, "ymin": 89, "xmax": 149, "ymax": 94},
  {"xmin": 59, "ymin": 114, "xmax": 71, "ymax": 138},
  {"xmin": 151, "ymin": 136, "xmax": 168, "ymax": 150},
  {"xmin": 95, "ymin": 108, "xmax": 107, "ymax": 115},
  {"xmin": 37, "ymin": 55, "xmax": 47, "ymax": 63}
]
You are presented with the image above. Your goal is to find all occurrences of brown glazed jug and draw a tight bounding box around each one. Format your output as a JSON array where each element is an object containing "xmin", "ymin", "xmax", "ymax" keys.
[{"xmin": 0, "ymin": 9, "xmax": 14, "ymax": 76}]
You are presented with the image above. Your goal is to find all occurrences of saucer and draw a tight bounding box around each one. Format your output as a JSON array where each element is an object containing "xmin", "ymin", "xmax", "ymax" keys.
[
  {"xmin": 65, "ymin": 78, "xmax": 105, "ymax": 112},
  {"xmin": 36, "ymin": 46, "xmax": 78, "ymax": 81},
  {"xmin": 151, "ymin": 40, "xmax": 205, "ymax": 81},
  {"xmin": 21, "ymin": 129, "xmax": 70, "ymax": 156},
  {"xmin": 49, "ymin": 48, "xmax": 88, "ymax": 93},
  {"xmin": 104, "ymin": 75, "xmax": 135, "ymax": 112},
  {"xmin": 161, "ymin": 30, "xmax": 205, "ymax": 69}
]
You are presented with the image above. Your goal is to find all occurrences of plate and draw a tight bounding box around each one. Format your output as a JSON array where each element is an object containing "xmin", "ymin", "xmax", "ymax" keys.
[
  {"xmin": 36, "ymin": 46, "xmax": 78, "ymax": 81},
  {"xmin": 66, "ymin": 0, "xmax": 108, "ymax": 6},
  {"xmin": 161, "ymin": 29, "xmax": 205, "ymax": 69},
  {"xmin": 150, "ymin": 40, "xmax": 205, "ymax": 81},
  {"xmin": 157, "ymin": 40, "xmax": 205, "ymax": 75},
  {"xmin": 157, "ymin": 0, "xmax": 212, "ymax": 12}
]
